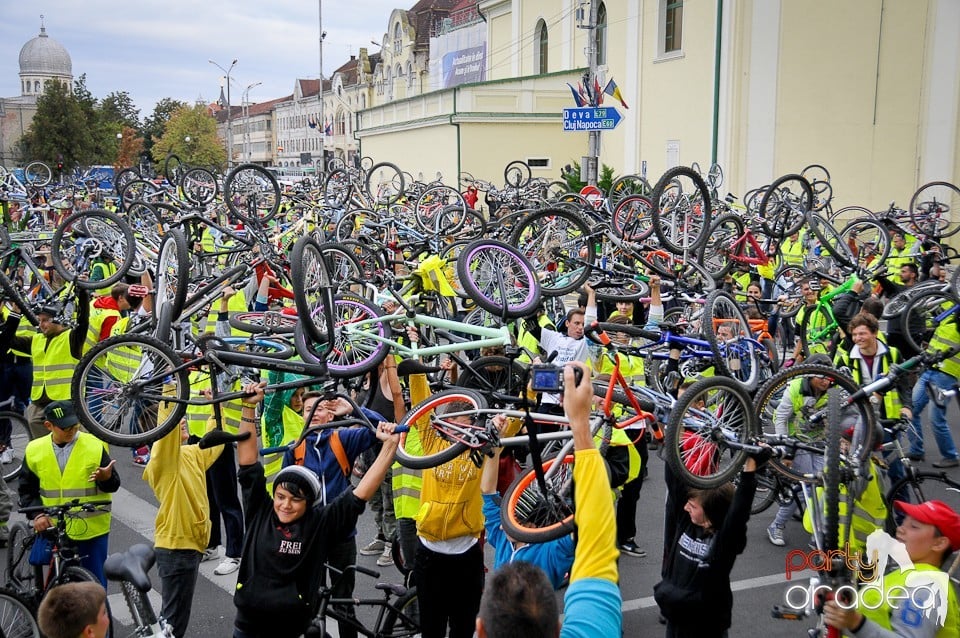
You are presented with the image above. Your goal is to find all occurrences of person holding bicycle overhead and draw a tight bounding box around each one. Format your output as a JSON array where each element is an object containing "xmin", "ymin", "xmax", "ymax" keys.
[
  {"xmin": 19, "ymin": 400, "xmax": 120, "ymax": 587},
  {"xmin": 231, "ymin": 381, "xmax": 401, "ymax": 638},
  {"xmin": 477, "ymin": 362, "xmax": 621, "ymax": 638}
]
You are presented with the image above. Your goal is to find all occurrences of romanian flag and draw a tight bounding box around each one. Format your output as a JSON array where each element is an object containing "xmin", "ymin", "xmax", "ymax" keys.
[
  {"xmin": 308, "ymin": 115, "xmax": 317, "ymax": 129},
  {"xmin": 566, "ymin": 83, "xmax": 586, "ymax": 107},
  {"xmin": 594, "ymin": 77, "xmax": 603, "ymax": 105},
  {"xmin": 324, "ymin": 119, "xmax": 333, "ymax": 136},
  {"xmin": 603, "ymin": 78, "xmax": 629, "ymax": 109}
]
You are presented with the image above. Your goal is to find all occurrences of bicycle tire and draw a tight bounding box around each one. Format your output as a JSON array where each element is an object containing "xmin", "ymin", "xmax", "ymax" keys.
[
  {"xmin": 72, "ymin": 334, "xmax": 189, "ymax": 447},
  {"xmin": 121, "ymin": 580, "xmax": 159, "ymax": 629},
  {"xmin": 882, "ymin": 280, "xmax": 947, "ymax": 320},
  {"xmin": 750, "ymin": 468, "xmax": 781, "ymax": 515},
  {"xmin": 119, "ymin": 179, "xmax": 162, "ymax": 210},
  {"xmin": 798, "ymin": 303, "xmax": 837, "ymax": 359},
  {"xmin": 0, "ymin": 271, "xmax": 39, "ymax": 327},
  {"xmin": 663, "ymin": 376, "xmax": 758, "ymax": 489},
  {"xmin": 752, "ymin": 364, "xmax": 876, "ymax": 483},
  {"xmin": 325, "ymin": 294, "xmax": 390, "ymax": 378},
  {"xmin": 394, "ymin": 388, "xmax": 486, "ymax": 470},
  {"xmin": 699, "ymin": 213, "xmax": 745, "ymax": 280},
  {"xmin": 900, "ymin": 288, "xmax": 960, "ymax": 355},
  {"xmin": 5, "ymin": 523, "xmax": 38, "ymax": 593},
  {"xmin": 23, "ymin": 161, "xmax": 51, "ymax": 187},
  {"xmin": 909, "ymin": 181, "xmax": 960, "ymax": 238},
  {"xmin": 0, "ymin": 411, "xmax": 31, "ymax": 483},
  {"xmin": 224, "ymin": 164, "xmax": 281, "ymax": 223},
  {"xmin": 608, "ymin": 174, "xmax": 652, "ymax": 204},
  {"xmin": 500, "ymin": 453, "xmax": 576, "ymax": 544},
  {"xmin": 503, "ymin": 160, "xmax": 531, "ymax": 189},
  {"xmin": 229, "ymin": 311, "xmax": 298, "ymax": 335},
  {"xmin": 838, "ymin": 218, "xmax": 890, "ymax": 276},
  {"xmin": 365, "ymin": 162, "xmax": 405, "ymax": 207},
  {"xmin": 316, "ymin": 242, "xmax": 365, "ymax": 291},
  {"xmin": 772, "ymin": 265, "xmax": 807, "ymax": 319},
  {"xmin": 613, "ymin": 194, "xmax": 655, "ymax": 242},
  {"xmin": 113, "ymin": 167, "xmax": 140, "ymax": 195},
  {"xmin": 456, "ymin": 239, "xmax": 541, "ymax": 319},
  {"xmin": 822, "ymin": 389, "xmax": 842, "ymax": 552},
  {"xmin": 154, "ymin": 229, "xmax": 189, "ymax": 322},
  {"xmin": 415, "ymin": 185, "xmax": 467, "ymax": 234},
  {"xmin": 125, "ymin": 200, "xmax": 165, "ymax": 247},
  {"xmin": 758, "ymin": 174, "xmax": 814, "ymax": 239},
  {"xmin": 704, "ymin": 290, "xmax": 760, "ymax": 390},
  {"xmin": 455, "ymin": 356, "xmax": 525, "ymax": 404},
  {"xmin": 323, "ymin": 169, "xmax": 352, "ymax": 208},
  {"xmin": 220, "ymin": 336, "xmax": 295, "ymax": 359},
  {"xmin": 650, "ymin": 166, "xmax": 713, "ymax": 255},
  {"xmin": 52, "ymin": 209, "xmax": 136, "ymax": 289},
  {"xmin": 886, "ymin": 471, "xmax": 960, "ymax": 519},
  {"xmin": 510, "ymin": 207, "xmax": 593, "ymax": 296},
  {"xmin": 163, "ymin": 153, "xmax": 184, "ymax": 184},
  {"xmin": 805, "ymin": 211, "xmax": 855, "ymax": 268},
  {"xmin": 0, "ymin": 589, "xmax": 41, "ymax": 638},
  {"xmin": 381, "ymin": 587, "xmax": 420, "ymax": 637},
  {"xmin": 180, "ymin": 167, "xmax": 218, "ymax": 206}
]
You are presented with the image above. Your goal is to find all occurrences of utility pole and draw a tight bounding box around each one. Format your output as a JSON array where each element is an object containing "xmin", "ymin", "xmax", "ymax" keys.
[
  {"xmin": 318, "ymin": 1, "xmax": 326, "ymax": 174},
  {"xmin": 210, "ymin": 58, "xmax": 238, "ymax": 168},
  {"xmin": 579, "ymin": 1, "xmax": 600, "ymax": 187}
]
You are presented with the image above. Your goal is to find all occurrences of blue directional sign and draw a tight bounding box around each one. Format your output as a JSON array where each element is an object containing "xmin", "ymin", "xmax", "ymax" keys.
[{"xmin": 562, "ymin": 107, "xmax": 622, "ymax": 131}]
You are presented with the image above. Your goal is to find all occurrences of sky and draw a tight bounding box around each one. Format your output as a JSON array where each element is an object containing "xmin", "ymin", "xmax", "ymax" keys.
[{"xmin": 1, "ymin": 1, "xmax": 404, "ymax": 117}]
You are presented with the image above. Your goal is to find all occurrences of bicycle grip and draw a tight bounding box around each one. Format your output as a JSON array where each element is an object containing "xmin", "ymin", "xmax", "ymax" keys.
[{"xmin": 585, "ymin": 322, "xmax": 611, "ymax": 346}]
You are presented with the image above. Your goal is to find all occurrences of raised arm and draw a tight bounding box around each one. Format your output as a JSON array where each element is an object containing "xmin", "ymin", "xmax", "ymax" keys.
[{"xmin": 238, "ymin": 381, "xmax": 268, "ymax": 466}]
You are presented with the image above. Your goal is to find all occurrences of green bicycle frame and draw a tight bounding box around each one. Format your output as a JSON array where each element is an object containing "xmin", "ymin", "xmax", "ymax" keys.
[
  {"xmin": 806, "ymin": 275, "xmax": 858, "ymax": 344},
  {"xmin": 343, "ymin": 311, "xmax": 512, "ymax": 358}
]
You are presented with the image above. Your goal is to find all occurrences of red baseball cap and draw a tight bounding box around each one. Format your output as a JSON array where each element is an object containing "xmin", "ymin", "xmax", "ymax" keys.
[{"xmin": 894, "ymin": 500, "xmax": 960, "ymax": 551}]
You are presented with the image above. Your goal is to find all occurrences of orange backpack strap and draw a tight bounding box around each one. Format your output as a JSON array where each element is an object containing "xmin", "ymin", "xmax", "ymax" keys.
[
  {"xmin": 329, "ymin": 430, "xmax": 351, "ymax": 476},
  {"xmin": 293, "ymin": 439, "xmax": 307, "ymax": 466}
]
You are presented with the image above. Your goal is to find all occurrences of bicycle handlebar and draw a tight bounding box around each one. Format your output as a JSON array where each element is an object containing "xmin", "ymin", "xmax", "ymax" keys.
[
  {"xmin": 849, "ymin": 347, "xmax": 960, "ymax": 402},
  {"xmin": 19, "ymin": 499, "xmax": 114, "ymax": 518},
  {"xmin": 259, "ymin": 418, "xmax": 409, "ymax": 456}
]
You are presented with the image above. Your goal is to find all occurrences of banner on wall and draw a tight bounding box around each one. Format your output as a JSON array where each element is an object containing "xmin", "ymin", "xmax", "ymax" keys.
[{"xmin": 429, "ymin": 23, "xmax": 487, "ymax": 90}]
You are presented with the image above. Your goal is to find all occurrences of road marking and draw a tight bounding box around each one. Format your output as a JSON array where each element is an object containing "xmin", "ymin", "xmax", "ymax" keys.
[
  {"xmin": 110, "ymin": 487, "xmax": 239, "ymax": 595},
  {"xmin": 621, "ymin": 570, "xmax": 815, "ymax": 612},
  {"xmin": 108, "ymin": 589, "xmax": 163, "ymax": 625}
]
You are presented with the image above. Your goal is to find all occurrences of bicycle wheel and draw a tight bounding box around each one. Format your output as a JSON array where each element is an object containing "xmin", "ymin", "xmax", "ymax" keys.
[
  {"xmin": 6, "ymin": 522, "xmax": 38, "ymax": 591},
  {"xmin": 901, "ymin": 288, "xmax": 960, "ymax": 354},
  {"xmin": 23, "ymin": 161, "xmax": 51, "ymax": 187},
  {"xmin": 52, "ymin": 210, "xmax": 136, "ymax": 289},
  {"xmin": 663, "ymin": 376, "xmax": 758, "ymax": 489},
  {"xmin": 650, "ymin": 166, "xmax": 713, "ymax": 255},
  {"xmin": 503, "ymin": 160, "xmax": 531, "ymax": 188},
  {"xmin": 394, "ymin": 388, "xmax": 486, "ymax": 470},
  {"xmin": 608, "ymin": 174, "xmax": 652, "ymax": 204},
  {"xmin": 163, "ymin": 153, "xmax": 184, "ymax": 184},
  {"xmin": 119, "ymin": 179, "xmax": 162, "ymax": 210},
  {"xmin": 909, "ymin": 181, "xmax": 960, "ymax": 238},
  {"xmin": 798, "ymin": 303, "xmax": 837, "ymax": 359},
  {"xmin": 822, "ymin": 389, "xmax": 842, "ymax": 552},
  {"xmin": 221, "ymin": 336, "xmax": 295, "ymax": 359},
  {"xmin": 839, "ymin": 218, "xmax": 890, "ymax": 276},
  {"xmin": 758, "ymin": 174, "xmax": 814, "ymax": 239},
  {"xmin": 750, "ymin": 467, "xmax": 781, "ymax": 515},
  {"xmin": 324, "ymin": 169, "xmax": 352, "ymax": 208},
  {"xmin": 323, "ymin": 294, "xmax": 389, "ymax": 378},
  {"xmin": 699, "ymin": 213, "xmax": 745, "ymax": 280},
  {"xmin": 180, "ymin": 167, "xmax": 219, "ymax": 206},
  {"xmin": 0, "ymin": 590, "xmax": 40, "ymax": 638},
  {"xmin": 381, "ymin": 587, "xmax": 420, "ymax": 637},
  {"xmin": 0, "ymin": 411, "xmax": 31, "ymax": 482},
  {"xmin": 500, "ymin": 453, "xmax": 576, "ymax": 544},
  {"xmin": 886, "ymin": 472, "xmax": 960, "ymax": 521},
  {"xmin": 805, "ymin": 211, "xmax": 855, "ymax": 268},
  {"xmin": 752, "ymin": 364, "xmax": 876, "ymax": 483},
  {"xmin": 456, "ymin": 356, "xmax": 525, "ymax": 404},
  {"xmin": 365, "ymin": 162, "xmax": 405, "ymax": 206},
  {"xmin": 125, "ymin": 201, "xmax": 165, "ymax": 248},
  {"xmin": 456, "ymin": 239, "xmax": 541, "ymax": 319},
  {"xmin": 229, "ymin": 311, "xmax": 298, "ymax": 335},
  {"xmin": 415, "ymin": 185, "xmax": 467, "ymax": 234},
  {"xmin": 113, "ymin": 167, "xmax": 140, "ymax": 195},
  {"xmin": 154, "ymin": 229, "xmax": 189, "ymax": 322},
  {"xmin": 613, "ymin": 195, "xmax": 655, "ymax": 242},
  {"xmin": 772, "ymin": 265, "xmax": 806, "ymax": 319},
  {"xmin": 224, "ymin": 164, "xmax": 281, "ymax": 223},
  {"xmin": 510, "ymin": 208, "xmax": 593, "ymax": 296},
  {"xmin": 704, "ymin": 290, "xmax": 760, "ymax": 390},
  {"xmin": 72, "ymin": 334, "xmax": 189, "ymax": 447},
  {"xmin": 316, "ymin": 242, "xmax": 364, "ymax": 290}
]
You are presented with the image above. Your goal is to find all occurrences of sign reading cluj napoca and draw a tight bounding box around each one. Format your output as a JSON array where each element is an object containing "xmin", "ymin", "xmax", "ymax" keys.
[
  {"xmin": 562, "ymin": 76, "xmax": 628, "ymax": 131},
  {"xmin": 562, "ymin": 107, "xmax": 622, "ymax": 131}
]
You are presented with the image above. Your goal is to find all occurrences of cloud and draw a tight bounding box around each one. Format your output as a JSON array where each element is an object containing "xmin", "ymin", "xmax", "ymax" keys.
[{"xmin": 1, "ymin": 0, "xmax": 401, "ymax": 113}]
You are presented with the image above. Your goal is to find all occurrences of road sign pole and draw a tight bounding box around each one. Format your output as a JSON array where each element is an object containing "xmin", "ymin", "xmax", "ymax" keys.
[{"xmin": 585, "ymin": 1, "xmax": 600, "ymax": 187}]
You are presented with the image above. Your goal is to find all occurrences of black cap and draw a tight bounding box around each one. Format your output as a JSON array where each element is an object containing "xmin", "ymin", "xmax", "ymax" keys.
[{"xmin": 44, "ymin": 401, "xmax": 79, "ymax": 429}]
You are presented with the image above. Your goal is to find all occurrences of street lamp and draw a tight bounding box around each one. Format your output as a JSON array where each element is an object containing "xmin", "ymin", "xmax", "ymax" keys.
[
  {"xmin": 242, "ymin": 82, "xmax": 262, "ymax": 162},
  {"xmin": 209, "ymin": 58, "xmax": 238, "ymax": 168}
]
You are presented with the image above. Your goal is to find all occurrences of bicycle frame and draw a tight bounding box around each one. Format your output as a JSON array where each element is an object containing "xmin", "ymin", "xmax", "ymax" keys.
[
  {"xmin": 342, "ymin": 311, "xmax": 511, "ymax": 359},
  {"xmin": 723, "ymin": 226, "xmax": 777, "ymax": 267}
]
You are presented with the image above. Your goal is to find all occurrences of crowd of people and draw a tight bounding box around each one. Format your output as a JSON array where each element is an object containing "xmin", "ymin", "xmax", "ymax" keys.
[{"xmin": 1, "ymin": 194, "xmax": 959, "ymax": 638}]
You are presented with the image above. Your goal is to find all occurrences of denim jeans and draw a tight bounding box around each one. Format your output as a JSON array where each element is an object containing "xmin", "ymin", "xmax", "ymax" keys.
[
  {"xmin": 772, "ymin": 451, "xmax": 824, "ymax": 529},
  {"xmin": 155, "ymin": 548, "xmax": 201, "ymax": 638},
  {"xmin": 909, "ymin": 370, "xmax": 959, "ymax": 460}
]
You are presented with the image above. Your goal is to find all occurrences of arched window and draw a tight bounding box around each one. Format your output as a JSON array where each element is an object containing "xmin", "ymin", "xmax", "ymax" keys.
[
  {"xmin": 535, "ymin": 20, "xmax": 548, "ymax": 74},
  {"xmin": 595, "ymin": 3, "xmax": 607, "ymax": 66},
  {"xmin": 361, "ymin": 94, "xmax": 366, "ymax": 109},
  {"xmin": 34, "ymin": 80, "xmax": 40, "ymax": 92},
  {"xmin": 394, "ymin": 23, "xmax": 403, "ymax": 54}
]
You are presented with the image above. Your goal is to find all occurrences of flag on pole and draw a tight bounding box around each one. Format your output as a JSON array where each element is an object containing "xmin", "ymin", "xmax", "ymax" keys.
[
  {"xmin": 324, "ymin": 118, "xmax": 333, "ymax": 136},
  {"xmin": 594, "ymin": 77, "xmax": 603, "ymax": 105},
  {"xmin": 566, "ymin": 83, "xmax": 586, "ymax": 107},
  {"xmin": 308, "ymin": 115, "xmax": 317, "ymax": 129},
  {"xmin": 603, "ymin": 78, "xmax": 629, "ymax": 109},
  {"xmin": 579, "ymin": 81, "xmax": 592, "ymax": 107}
]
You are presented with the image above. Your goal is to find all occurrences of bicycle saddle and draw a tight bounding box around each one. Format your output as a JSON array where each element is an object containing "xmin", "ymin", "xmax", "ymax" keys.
[
  {"xmin": 397, "ymin": 359, "xmax": 442, "ymax": 377},
  {"xmin": 104, "ymin": 543, "xmax": 155, "ymax": 592},
  {"xmin": 198, "ymin": 430, "xmax": 252, "ymax": 450},
  {"xmin": 375, "ymin": 582, "xmax": 408, "ymax": 597}
]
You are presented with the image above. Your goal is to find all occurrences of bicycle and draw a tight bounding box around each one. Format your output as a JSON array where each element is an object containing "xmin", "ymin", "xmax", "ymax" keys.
[
  {"xmin": 103, "ymin": 544, "xmax": 174, "ymax": 638},
  {"xmin": 0, "ymin": 396, "xmax": 32, "ymax": 482},
  {"xmin": 5, "ymin": 500, "xmax": 115, "ymax": 634},
  {"xmin": 309, "ymin": 563, "xmax": 419, "ymax": 638}
]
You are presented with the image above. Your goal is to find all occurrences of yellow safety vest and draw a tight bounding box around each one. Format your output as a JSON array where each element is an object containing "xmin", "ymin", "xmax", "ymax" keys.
[
  {"xmin": 90, "ymin": 261, "xmax": 118, "ymax": 297},
  {"xmin": 204, "ymin": 289, "xmax": 248, "ymax": 336},
  {"xmin": 803, "ymin": 461, "xmax": 887, "ymax": 554},
  {"xmin": 788, "ymin": 379, "xmax": 829, "ymax": 438},
  {"xmin": 1, "ymin": 308, "xmax": 32, "ymax": 357},
  {"xmin": 860, "ymin": 563, "xmax": 959, "ymax": 638},
  {"xmin": 31, "ymin": 331, "xmax": 76, "ymax": 401},
  {"xmin": 25, "ymin": 433, "xmax": 113, "ymax": 539},
  {"xmin": 929, "ymin": 320, "xmax": 960, "ymax": 380},
  {"xmin": 186, "ymin": 372, "xmax": 243, "ymax": 437},
  {"xmin": 886, "ymin": 246, "xmax": 916, "ymax": 285},
  {"xmin": 86, "ymin": 303, "xmax": 120, "ymax": 352},
  {"xmin": 262, "ymin": 406, "xmax": 302, "ymax": 494},
  {"xmin": 779, "ymin": 237, "xmax": 805, "ymax": 267},
  {"xmin": 392, "ymin": 425, "xmax": 423, "ymax": 519},
  {"xmin": 836, "ymin": 346, "xmax": 903, "ymax": 419}
]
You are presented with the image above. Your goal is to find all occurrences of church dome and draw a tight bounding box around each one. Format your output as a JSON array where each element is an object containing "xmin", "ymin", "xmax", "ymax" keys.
[{"xmin": 19, "ymin": 26, "xmax": 72, "ymax": 77}]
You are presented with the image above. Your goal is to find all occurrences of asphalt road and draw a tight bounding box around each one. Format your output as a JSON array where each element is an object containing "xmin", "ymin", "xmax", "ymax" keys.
[{"xmin": 3, "ymin": 404, "xmax": 958, "ymax": 638}]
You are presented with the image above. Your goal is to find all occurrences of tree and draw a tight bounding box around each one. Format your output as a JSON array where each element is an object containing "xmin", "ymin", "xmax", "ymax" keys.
[
  {"xmin": 20, "ymin": 80, "xmax": 94, "ymax": 171},
  {"xmin": 141, "ymin": 97, "xmax": 187, "ymax": 155},
  {"xmin": 152, "ymin": 104, "xmax": 225, "ymax": 168},
  {"xmin": 115, "ymin": 126, "xmax": 145, "ymax": 172},
  {"xmin": 100, "ymin": 91, "xmax": 141, "ymax": 130}
]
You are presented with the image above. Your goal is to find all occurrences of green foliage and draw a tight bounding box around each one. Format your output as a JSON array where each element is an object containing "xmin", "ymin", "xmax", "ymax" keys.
[
  {"xmin": 142, "ymin": 98, "xmax": 187, "ymax": 154},
  {"xmin": 152, "ymin": 104, "xmax": 225, "ymax": 168},
  {"xmin": 100, "ymin": 91, "xmax": 141, "ymax": 130},
  {"xmin": 19, "ymin": 80, "xmax": 94, "ymax": 171},
  {"xmin": 560, "ymin": 161, "xmax": 618, "ymax": 194}
]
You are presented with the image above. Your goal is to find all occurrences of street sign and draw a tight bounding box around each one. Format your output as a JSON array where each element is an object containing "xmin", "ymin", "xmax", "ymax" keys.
[{"xmin": 562, "ymin": 107, "xmax": 622, "ymax": 131}]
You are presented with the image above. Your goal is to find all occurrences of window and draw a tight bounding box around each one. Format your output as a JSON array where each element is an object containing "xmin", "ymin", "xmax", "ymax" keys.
[
  {"xmin": 527, "ymin": 158, "xmax": 550, "ymax": 169},
  {"xmin": 535, "ymin": 20, "xmax": 548, "ymax": 74},
  {"xmin": 664, "ymin": 0, "xmax": 683, "ymax": 53},
  {"xmin": 407, "ymin": 62, "xmax": 415, "ymax": 89},
  {"xmin": 394, "ymin": 23, "xmax": 403, "ymax": 54},
  {"xmin": 595, "ymin": 3, "xmax": 607, "ymax": 66},
  {"xmin": 361, "ymin": 94, "xmax": 366, "ymax": 109}
]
